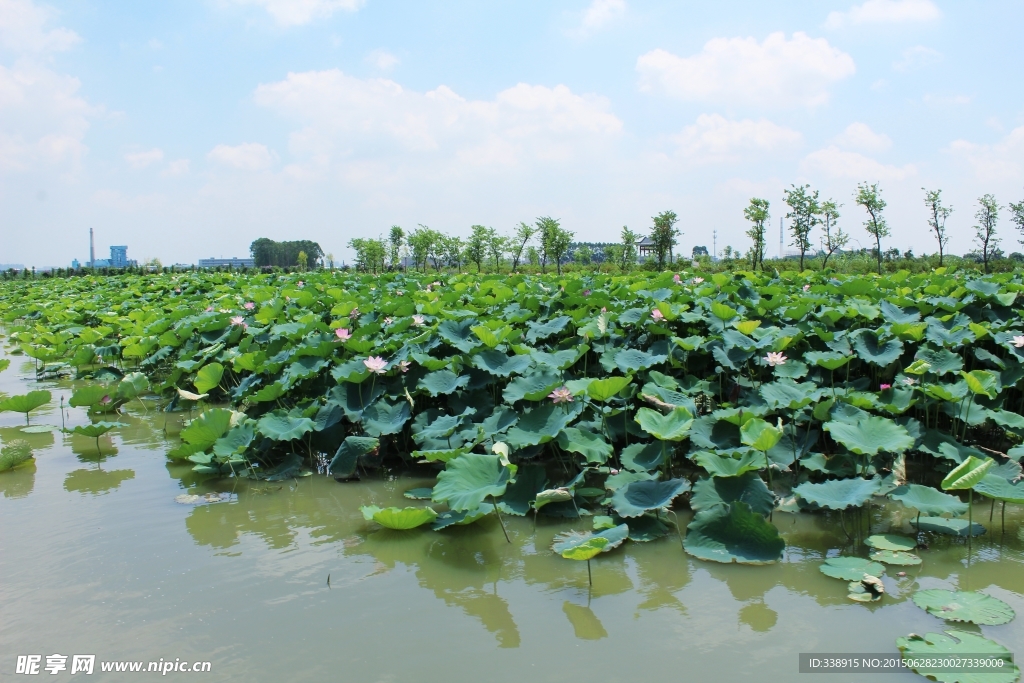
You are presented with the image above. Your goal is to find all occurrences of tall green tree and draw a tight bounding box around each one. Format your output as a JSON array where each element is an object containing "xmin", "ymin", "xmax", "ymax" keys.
[
  {"xmin": 408, "ymin": 226, "xmax": 440, "ymax": 272},
  {"xmin": 388, "ymin": 225, "xmax": 405, "ymax": 270},
  {"xmin": 855, "ymin": 182, "xmax": 889, "ymax": 275},
  {"xmin": 348, "ymin": 238, "xmax": 387, "ymax": 274},
  {"xmin": 619, "ymin": 226, "xmax": 638, "ymax": 271},
  {"xmin": 537, "ymin": 216, "xmax": 573, "ymax": 276},
  {"xmin": 923, "ymin": 189, "xmax": 952, "ymax": 266},
  {"xmin": 974, "ymin": 194, "xmax": 1001, "ymax": 274},
  {"xmin": 1008, "ymin": 194, "xmax": 1024, "ymax": 251},
  {"xmin": 743, "ymin": 198, "xmax": 770, "ymax": 270},
  {"xmin": 466, "ymin": 225, "xmax": 489, "ymax": 272},
  {"xmin": 819, "ymin": 200, "xmax": 848, "ymax": 270},
  {"xmin": 783, "ymin": 184, "xmax": 820, "ymax": 271},
  {"xmin": 439, "ymin": 234, "xmax": 465, "ymax": 272},
  {"xmin": 510, "ymin": 222, "xmax": 535, "ymax": 272},
  {"xmin": 574, "ymin": 244, "xmax": 593, "ymax": 266},
  {"xmin": 651, "ymin": 210, "xmax": 679, "ymax": 269},
  {"xmin": 486, "ymin": 229, "xmax": 507, "ymax": 272}
]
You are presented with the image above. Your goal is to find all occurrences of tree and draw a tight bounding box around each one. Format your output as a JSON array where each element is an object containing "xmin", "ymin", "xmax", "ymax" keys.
[
  {"xmin": 651, "ymin": 210, "xmax": 679, "ymax": 269},
  {"xmin": 923, "ymin": 189, "xmax": 952, "ymax": 267},
  {"xmin": 249, "ymin": 238, "xmax": 324, "ymax": 268},
  {"xmin": 466, "ymin": 225, "xmax": 489, "ymax": 272},
  {"xmin": 487, "ymin": 229, "xmax": 507, "ymax": 272},
  {"xmin": 974, "ymin": 194, "xmax": 1001, "ymax": 274},
  {"xmin": 388, "ymin": 226, "xmax": 405, "ymax": 270},
  {"xmin": 348, "ymin": 238, "xmax": 386, "ymax": 274},
  {"xmin": 537, "ymin": 216, "xmax": 573, "ymax": 276},
  {"xmin": 854, "ymin": 182, "xmax": 889, "ymax": 275},
  {"xmin": 439, "ymin": 234, "xmax": 465, "ymax": 272},
  {"xmin": 619, "ymin": 226, "xmax": 638, "ymax": 271},
  {"xmin": 510, "ymin": 222, "xmax": 535, "ymax": 272},
  {"xmin": 783, "ymin": 184, "xmax": 820, "ymax": 271},
  {"xmin": 325, "ymin": 252, "xmax": 335, "ymax": 270},
  {"xmin": 575, "ymin": 244, "xmax": 593, "ymax": 266},
  {"xmin": 408, "ymin": 226, "xmax": 439, "ymax": 272},
  {"xmin": 1009, "ymin": 193, "xmax": 1024, "ymax": 249},
  {"xmin": 296, "ymin": 250, "xmax": 308, "ymax": 270},
  {"xmin": 603, "ymin": 244, "xmax": 623, "ymax": 271},
  {"xmin": 526, "ymin": 246, "xmax": 540, "ymax": 268},
  {"xmin": 818, "ymin": 199, "xmax": 848, "ymax": 270},
  {"xmin": 743, "ymin": 198, "xmax": 770, "ymax": 270}
]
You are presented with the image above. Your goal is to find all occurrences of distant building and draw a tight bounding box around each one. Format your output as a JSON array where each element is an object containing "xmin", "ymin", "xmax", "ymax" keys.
[
  {"xmin": 0, "ymin": 263, "xmax": 26, "ymax": 271},
  {"xmin": 637, "ymin": 236, "xmax": 656, "ymax": 258},
  {"xmin": 71, "ymin": 259, "xmax": 80, "ymax": 269},
  {"xmin": 198, "ymin": 257, "xmax": 255, "ymax": 268},
  {"xmin": 109, "ymin": 245, "xmax": 135, "ymax": 268}
]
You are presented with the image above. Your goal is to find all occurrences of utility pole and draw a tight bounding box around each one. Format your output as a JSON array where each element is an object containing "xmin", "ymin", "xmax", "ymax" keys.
[
  {"xmin": 779, "ymin": 217, "xmax": 783, "ymax": 259},
  {"xmin": 89, "ymin": 228, "xmax": 95, "ymax": 268}
]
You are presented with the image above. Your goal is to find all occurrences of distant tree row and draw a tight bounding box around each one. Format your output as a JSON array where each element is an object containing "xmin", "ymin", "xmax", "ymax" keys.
[{"xmin": 249, "ymin": 238, "xmax": 325, "ymax": 269}]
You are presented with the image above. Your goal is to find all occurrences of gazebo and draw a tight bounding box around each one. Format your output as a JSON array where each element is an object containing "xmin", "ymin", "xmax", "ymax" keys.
[{"xmin": 637, "ymin": 236, "xmax": 656, "ymax": 258}]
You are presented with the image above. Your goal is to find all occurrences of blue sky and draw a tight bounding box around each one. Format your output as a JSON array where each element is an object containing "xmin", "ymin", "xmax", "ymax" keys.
[{"xmin": 2, "ymin": 0, "xmax": 1023, "ymax": 267}]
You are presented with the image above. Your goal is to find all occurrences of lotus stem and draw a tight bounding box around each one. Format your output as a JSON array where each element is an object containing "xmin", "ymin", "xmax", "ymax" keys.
[
  {"xmin": 587, "ymin": 558, "xmax": 592, "ymax": 586},
  {"xmin": 990, "ymin": 497, "xmax": 995, "ymax": 523},
  {"xmin": 491, "ymin": 496, "xmax": 510, "ymax": 543},
  {"xmin": 1001, "ymin": 501, "xmax": 1006, "ymax": 535},
  {"xmin": 667, "ymin": 510, "xmax": 685, "ymax": 552}
]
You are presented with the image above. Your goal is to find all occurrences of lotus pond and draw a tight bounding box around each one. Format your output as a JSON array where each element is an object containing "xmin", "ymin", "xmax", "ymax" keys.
[{"xmin": 2, "ymin": 269, "xmax": 1024, "ymax": 681}]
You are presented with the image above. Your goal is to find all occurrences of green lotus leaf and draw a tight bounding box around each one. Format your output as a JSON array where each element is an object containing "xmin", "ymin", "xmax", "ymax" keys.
[
  {"xmin": 471, "ymin": 350, "xmax": 532, "ymax": 377},
  {"xmin": 911, "ymin": 590, "xmax": 1015, "ymax": 625},
  {"xmin": 0, "ymin": 390, "xmax": 51, "ymax": 415},
  {"xmin": 804, "ymin": 351, "xmax": 852, "ymax": 371},
  {"xmin": 329, "ymin": 436, "xmax": 379, "ymax": 479},
  {"xmin": 690, "ymin": 473, "xmax": 774, "ymax": 517},
  {"xmin": 615, "ymin": 349, "xmax": 667, "ymax": 374},
  {"xmin": 961, "ymin": 370, "xmax": 998, "ymax": 399},
  {"xmin": 973, "ymin": 474, "xmax": 1024, "ymax": 504},
  {"xmin": 620, "ymin": 513, "xmax": 672, "ymax": 542},
  {"xmin": 69, "ymin": 385, "xmax": 112, "ymax": 408},
  {"xmin": 851, "ymin": 328, "xmax": 904, "ymax": 367},
  {"xmin": 256, "ymin": 413, "xmax": 315, "ymax": 442},
  {"xmin": 495, "ymin": 464, "xmax": 547, "ymax": 515},
  {"xmin": 250, "ymin": 382, "xmax": 285, "ymax": 402},
  {"xmin": 531, "ymin": 347, "xmax": 586, "ymax": 370},
  {"xmin": 552, "ymin": 523, "xmax": 629, "ymax": 556},
  {"xmin": 693, "ymin": 450, "xmax": 763, "ymax": 477},
  {"xmin": 505, "ymin": 402, "xmax": 581, "ymax": 448},
  {"xmin": 403, "ymin": 487, "xmax": 434, "ymax": 500},
  {"xmin": 330, "ymin": 358, "xmax": 371, "ymax": 384},
  {"xmin": 793, "ymin": 477, "xmax": 881, "ymax": 510},
  {"xmin": 70, "ymin": 421, "xmax": 126, "ymax": 439},
  {"xmin": 535, "ymin": 488, "xmax": 574, "ymax": 511},
  {"xmin": 362, "ymin": 400, "xmax": 411, "ymax": 437},
  {"xmin": 431, "ymin": 506, "xmax": 491, "ymax": 530},
  {"xmin": 740, "ymin": 418, "xmax": 782, "ymax": 452},
  {"xmin": 525, "ymin": 315, "xmax": 571, "ymax": 343},
  {"xmin": 0, "ymin": 440, "xmax": 34, "ymax": 472},
  {"xmin": 710, "ymin": 301, "xmax": 737, "ymax": 320},
  {"xmin": 194, "ymin": 362, "xmax": 225, "ymax": 394},
  {"xmin": 864, "ymin": 534, "xmax": 917, "ymax": 552},
  {"xmin": 620, "ymin": 441, "xmax": 665, "ymax": 472},
  {"xmin": 412, "ymin": 446, "xmax": 471, "ymax": 463},
  {"xmin": 634, "ymin": 406, "xmax": 693, "ymax": 441},
  {"xmin": 941, "ymin": 455, "xmax": 995, "ymax": 491},
  {"xmin": 586, "ymin": 376, "xmax": 633, "ymax": 402},
  {"xmin": 470, "ymin": 324, "xmax": 512, "ymax": 349},
  {"xmin": 432, "ymin": 454, "xmax": 513, "ymax": 511},
  {"xmin": 21, "ymin": 425, "xmax": 58, "ymax": 433},
  {"xmin": 116, "ymin": 372, "xmax": 150, "ymax": 399},
  {"xmin": 502, "ymin": 369, "xmax": 563, "ymax": 403},
  {"xmin": 556, "ymin": 428, "xmax": 612, "ymax": 464},
  {"xmin": 413, "ymin": 412, "xmax": 469, "ymax": 444},
  {"xmin": 180, "ymin": 408, "xmax": 235, "ymax": 449},
  {"xmin": 848, "ymin": 576, "xmax": 885, "ymax": 602},
  {"xmin": 912, "ymin": 516, "xmax": 986, "ymax": 537},
  {"xmin": 211, "ymin": 423, "xmax": 255, "ymax": 458},
  {"xmin": 684, "ymin": 501, "xmax": 785, "ymax": 565},
  {"xmin": 610, "ymin": 478, "xmax": 689, "ymax": 518},
  {"xmin": 896, "ymin": 630, "xmax": 1018, "ymax": 683},
  {"xmin": 640, "ymin": 383, "xmax": 696, "ymax": 412},
  {"xmin": 824, "ymin": 417, "xmax": 913, "ymax": 455},
  {"xmin": 360, "ymin": 505, "xmax": 438, "ymax": 530},
  {"xmin": 437, "ymin": 319, "xmax": 479, "ymax": 352},
  {"xmin": 759, "ymin": 380, "xmax": 819, "ymax": 410},
  {"xmin": 869, "ymin": 550, "xmax": 922, "ymax": 565},
  {"xmin": 418, "ymin": 370, "xmax": 469, "ymax": 397},
  {"xmin": 819, "ymin": 556, "xmax": 886, "ymax": 581},
  {"xmin": 889, "ymin": 484, "xmax": 968, "ymax": 516},
  {"xmin": 560, "ymin": 537, "xmax": 608, "ymax": 561},
  {"xmin": 915, "ymin": 348, "xmax": 964, "ymax": 375}
]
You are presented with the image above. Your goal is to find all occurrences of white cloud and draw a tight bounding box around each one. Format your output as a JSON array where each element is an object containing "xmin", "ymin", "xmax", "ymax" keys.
[
  {"xmin": 825, "ymin": 0, "xmax": 941, "ymax": 29},
  {"xmin": 365, "ymin": 49, "xmax": 398, "ymax": 71},
  {"xmin": 124, "ymin": 147, "xmax": 164, "ymax": 169},
  {"xmin": 948, "ymin": 126, "xmax": 1024, "ymax": 184},
  {"xmin": 923, "ymin": 93, "xmax": 970, "ymax": 106},
  {"xmin": 671, "ymin": 114, "xmax": 801, "ymax": 163},
  {"xmin": 568, "ymin": 0, "xmax": 626, "ymax": 38},
  {"xmin": 893, "ymin": 45, "xmax": 941, "ymax": 72},
  {"xmin": 228, "ymin": 0, "xmax": 364, "ymax": 26},
  {"xmin": 207, "ymin": 142, "xmax": 274, "ymax": 170},
  {"xmin": 92, "ymin": 189, "xmax": 165, "ymax": 212},
  {"xmin": 162, "ymin": 159, "xmax": 190, "ymax": 176},
  {"xmin": 0, "ymin": 0, "xmax": 80, "ymax": 53},
  {"xmin": 637, "ymin": 32, "xmax": 855, "ymax": 108},
  {"xmin": 252, "ymin": 70, "xmax": 622, "ymax": 173},
  {"xmin": 832, "ymin": 123, "xmax": 892, "ymax": 153},
  {"xmin": 801, "ymin": 145, "xmax": 916, "ymax": 181}
]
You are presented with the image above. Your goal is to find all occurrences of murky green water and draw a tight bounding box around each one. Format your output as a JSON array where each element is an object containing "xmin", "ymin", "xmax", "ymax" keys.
[{"xmin": 2, "ymin": 352, "xmax": 1023, "ymax": 682}]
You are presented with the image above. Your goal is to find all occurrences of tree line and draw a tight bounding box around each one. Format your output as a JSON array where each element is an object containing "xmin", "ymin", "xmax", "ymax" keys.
[{"xmin": 249, "ymin": 238, "xmax": 325, "ymax": 269}]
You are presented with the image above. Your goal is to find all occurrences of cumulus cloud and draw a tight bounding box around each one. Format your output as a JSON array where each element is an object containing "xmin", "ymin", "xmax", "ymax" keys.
[
  {"xmin": 228, "ymin": 0, "xmax": 364, "ymax": 26},
  {"xmin": 672, "ymin": 114, "xmax": 801, "ymax": 163},
  {"xmin": 832, "ymin": 123, "xmax": 892, "ymax": 153},
  {"xmin": 893, "ymin": 45, "xmax": 942, "ymax": 72},
  {"xmin": 365, "ymin": 49, "xmax": 399, "ymax": 71},
  {"xmin": 252, "ymin": 70, "xmax": 622, "ymax": 173},
  {"xmin": 124, "ymin": 147, "xmax": 164, "ymax": 169},
  {"xmin": 801, "ymin": 145, "xmax": 915, "ymax": 181},
  {"xmin": 567, "ymin": 0, "xmax": 627, "ymax": 38},
  {"xmin": 825, "ymin": 0, "xmax": 941, "ymax": 29},
  {"xmin": 0, "ymin": 0, "xmax": 80, "ymax": 53},
  {"xmin": 637, "ymin": 32, "xmax": 855, "ymax": 108},
  {"xmin": 207, "ymin": 142, "xmax": 275, "ymax": 170},
  {"xmin": 948, "ymin": 126, "xmax": 1024, "ymax": 184},
  {"xmin": 162, "ymin": 159, "xmax": 190, "ymax": 177}
]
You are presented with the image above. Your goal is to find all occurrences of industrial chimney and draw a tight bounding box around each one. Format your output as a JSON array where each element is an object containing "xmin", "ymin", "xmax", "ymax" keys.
[{"xmin": 90, "ymin": 228, "xmax": 95, "ymax": 268}]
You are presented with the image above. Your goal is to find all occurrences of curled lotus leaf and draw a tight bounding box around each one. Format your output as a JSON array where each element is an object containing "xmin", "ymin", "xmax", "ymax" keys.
[
  {"xmin": 912, "ymin": 516, "xmax": 986, "ymax": 537},
  {"xmin": 911, "ymin": 590, "xmax": 1015, "ymax": 625},
  {"xmin": 819, "ymin": 556, "xmax": 886, "ymax": 581},
  {"xmin": 329, "ymin": 436, "xmax": 379, "ymax": 479},
  {"xmin": 683, "ymin": 501, "xmax": 785, "ymax": 565},
  {"xmin": 610, "ymin": 478, "xmax": 690, "ymax": 518},
  {"xmin": 869, "ymin": 550, "xmax": 922, "ymax": 566},
  {"xmin": 940, "ymin": 455, "xmax": 995, "ymax": 491},
  {"xmin": 889, "ymin": 484, "xmax": 968, "ymax": 516},
  {"xmin": 552, "ymin": 523, "xmax": 629, "ymax": 556},
  {"xmin": 848, "ymin": 575, "xmax": 885, "ymax": 602},
  {"xmin": 690, "ymin": 473, "xmax": 774, "ymax": 517},
  {"xmin": 739, "ymin": 418, "xmax": 783, "ymax": 452},
  {"xmin": 360, "ymin": 505, "xmax": 438, "ymax": 530},
  {"xmin": 194, "ymin": 363, "xmax": 225, "ymax": 394},
  {"xmin": 0, "ymin": 390, "xmax": 51, "ymax": 415},
  {"xmin": 896, "ymin": 631, "xmax": 1019, "ymax": 683},
  {"xmin": 693, "ymin": 450, "xmax": 764, "ymax": 478},
  {"xmin": 586, "ymin": 376, "xmax": 633, "ymax": 402},
  {"xmin": 432, "ymin": 454, "xmax": 513, "ymax": 511},
  {"xmin": 864, "ymin": 534, "xmax": 917, "ymax": 552},
  {"xmin": 634, "ymin": 406, "xmax": 694, "ymax": 441},
  {"xmin": 793, "ymin": 476, "xmax": 881, "ymax": 511},
  {"xmin": 560, "ymin": 537, "xmax": 608, "ymax": 561},
  {"xmin": 256, "ymin": 413, "xmax": 316, "ymax": 442},
  {"xmin": 556, "ymin": 428, "xmax": 612, "ymax": 464},
  {"xmin": 70, "ymin": 421, "xmax": 127, "ymax": 439}
]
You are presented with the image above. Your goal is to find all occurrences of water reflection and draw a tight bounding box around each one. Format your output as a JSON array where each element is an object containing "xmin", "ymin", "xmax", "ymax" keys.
[
  {"xmin": 64, "ymin": 468, "xmax": 135, "ymax": 495},
  {"xmin": 0, "ymin": 461, "xmax": 35, "ymax": 498},
  {"xmin": 562, "ymin": 601, "xmax": 607, "ymax": 640}
]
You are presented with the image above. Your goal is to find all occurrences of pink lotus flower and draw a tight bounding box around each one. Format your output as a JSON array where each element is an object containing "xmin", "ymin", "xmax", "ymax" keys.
[
  {"xmin": 803, "ymin": 284, "xmax": 811, "ymax": 292},
  {"xmin": 398, "ymin": 360, "xmax": 411, "ymax": 373},
  {"xmin": 412, "ymin": 314, "xmax": 425, "ymax": 327},
  {"xmin": 206, "ymin": 306, "xmax": 213, "ymax": 312},
  {"xmin": 692, "ymin": 277, "xmax": 704, "ymax": 284},
  {"xmin": 396, "ymin": 291, "xmax": 404, "ymax": 296},
  {"xmin": 673, "ymin": 274, "xmax": 681, "ymax": 283},
  {"xmin": 335, "ymin": 328, "xmax": 351, "ymax": 341},
  {"xmin": 384, "ymin": 317, "xmax": 394, "ymax": 325},
  {"xmin": 879, "ymin": 383, "xmax": 892, "ymax": 390},
  {"xmin": 175, "ymin": 288, "xmax": 181, "ymax": 294},
  {"xmin": 601, "ymin": 307, "xmax": 607, "ymax": 313},
  {"xmin": 99, "ymin": 394, "xmax": 112, "ymax": 405},
  {"xmin": 901, "ymin": 377, "xmax": 917, "ymax": 386},
  {"xmin": 244, "ymin": 302, "xmax": 255, "ymax": 310},
  {"xmin": 350, "ymin": 308, "xmax": 359, "ymax": 318},
  {"xmin": 548, "ymin": 386, "xmax": 573, "ymax": 404},
  {"xmin": 651, "ymin": 308, "xmax": 665, "ymax": 321},
  {"xmin": 230, "ymin": 316, "xmax": 247, "ymax": 328},
  {"xmin": 1013, "ymin": 335, "xmax": 1024, "ymax": 348},
  {"xmin": 765, "ymin": 352, "xmax": 787, "ymax": 367},
  {"xmin": 364, "ymin": 356, "xmax": 388, "ymax": 374},
  {"xmin": 297, "ymin": 281, "xmax": 304, "ymax": 287},
  {"xmin": 583, "ymin": 289, "xmax": 591, "ymax": 296}
]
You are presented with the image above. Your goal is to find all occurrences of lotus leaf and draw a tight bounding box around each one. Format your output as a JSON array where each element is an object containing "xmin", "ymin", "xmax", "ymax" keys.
[
  {"xmin": 69, "ymin": 385, "xmax": 112, "ymax": 408},
  {"xmin": 117, "ymin": 372, "xmax": 150, "ymax": 399},
  {"xmin": 0, "ymin": 390, "xmax": 51, "ymax": 416},
  {"xmin": 432, "ymin": 454, "xmax": 513, "ymax": 511},
  {"xmin": 694, "ymin": 450, "xmax": 764, "ymax": 477},
  {"xmin": 620, "ymin": 513, "xmax": 672, "ymax": 541},
  {"xmin": 615, "ymin": 349, "xmax": 667, "ymax": 374},
  {"xmin": 690, "ymin": 473, "xmax": 774, "ymax": 517},
  {"xmin": 586, "ymin": 376, "xmax": 633, "ymax": 402},
  {"xmin": 684, "ymin": 502, "xmax": 785, "ymax": 564},
  {"xmin": 403, "ymin": 487, "xmax": 434, "ymax": 500},
  {"xmin": 505, "ymin": 402, "xmax": 581, "ymax": 448},
  {"xmin": 360, "ymin": 505, "xmax": 438, "ymax": 530},
  {"xmin": 362, "ymin": 400, "xmax": 411, "ymax": 437},
  {"xmin": 870, "ymin": 550, "xmax": 922, "ymax": 565},
  {"xmin": 552, "ymin": 523, "xmax": 629, "ymax": 555},
  {"xmin": 257, "ymin": 413, "xmax": 315, "ymax": 442},
  {"xmin": 431, "ymin": 506, "xmax": 490, "ymax": 530},
  {"xmin": 740, "ymin": 418, "xmax": 783, "ymax": 452},
  {"xmin": 556, "ymin": 428, "xmax": 612, "ymax": 464},
  {"xmin": 329, "ymin": 436, "xmax": 379, "ymax": 479},
  {"xmin": 419, "ymin": 370, "xmax": 469, "ymax": 397},
  {"xmin": 502, "ymin": 369, "xmax": 563, "ymax": 403},
  {"xmin": 472, "ymin": 350, "xmax": 532, "ymax": 377},
  {"xmin": 889, "ymin": 484, "xmax": 968, "ymax": 516},
  {"xmin": 495, "ymin": 464, "xmax": 547, "ymax": 515},
  {"xmin": 941, "ymin": 455, "xmax": 996, "ymax": 491},
  {"xmin": 848, "ymin": 575, "xmax": 885, "ymax": 602},
  {"xmin": 824, "ymin": 417, "xmax": 913, "ymax": 456},
  {"xmin": 912, "ymin": 516, "xmax": 986, "ymax": 537},
  {"xmin": 819, "ymin": 556, "xmax": 886, "ymax": 581},
  {"xmin": 194, "ymin": 363, "xmax": 225, "ymax": 394},
  {"xmin": 851, "ymin": 328, "xmax": 904, "ymax": 367},
  {"xmin": 620, "ymin": 441, "xmax": 664, "ymax": 472},
  {"xmin": 961, "ymin": 370, "xmax": 998, "ymax": 399},
  {"xmin": 793, "ymin": 477, "xmax": 881, "ymax": 510},
  {"xmin": 864, "ymin": 534, "xmax": 917, "ymax": 552},
  {"xmin": 896, "ymin": 631, "xmax": 1018, "ymax": 683},
  {"xmin": 180, "ymin": 408, "xmax": 235, "ymax": 449},
  {"xmin": 911, "ymin": 590, "xmax": 1015, "ymax": 625},
  {"xmin": 634, "ymin": 406, "xmax": 693, "ymax": 441},
  {"xmin": 973, "ymin": 474, "xmax": 1024, "ymax": 504},
  {"xmin": 70, "ymin": 421, "xmax": 126, "ymax": 438},
  {"xmin": 610, "ymin": 478, "xmax": 689, "ymax": 517},
  {"xmin": 0, "ymin": 440, "xmax": 33, "ymax": 472}
]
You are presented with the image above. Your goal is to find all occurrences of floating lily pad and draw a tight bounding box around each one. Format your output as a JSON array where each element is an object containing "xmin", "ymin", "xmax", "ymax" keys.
[
  {"xmin": 793, "ymin": 477, "xmax": 881, "ymax": 510},
  {"xmin": 684, "ymin": 502, "xmax": 784, "ymax": 565},
  {"xmin": 820, "ymin": 557, "xmax": 886, "ymax": 581},
  {"xmin": 912, "ymin": 516, "xmax": 986, "ymax": 537},
  {"xmin": 869, "ymin": 550, "xmax": 922, "ymax": 566},
  {"xmin": 864, "ymin": 534, "xmax": 917, "ymax": 552},
  {"xmin": 403, "ymin": 487, "xmax": 434, "ymax": 500},
  {"xmin": 896, "ymin": 631, "xmax": 1019, "ymax": 683},
  {"xmin": 360, "ymin": 505, "xmax": 438, "ymax": 530},
  {"xmin": 174, "ymin": 492, "xmax": 232, "ymax": 505},
  {"xmin": 610, "ymin": 478, "xmax": 689, "ymax": 518},
  {"xmin": 889, "ymin": 484, "xmax": 968, "ymax": 516},
  {"xmin": 21, "ymin": 425, "xmax": 58, "ymax": 433},
  {"xmin": 911, "ymin": 590, "xmax": 1015, "ymax": 625},
  {"xmin": 431, "ymin": 506, "xmax": 490, "ymax": 530},
  {"xmin": 848, "ymin": 575, "xmax": 884, "ymax": 602}
]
